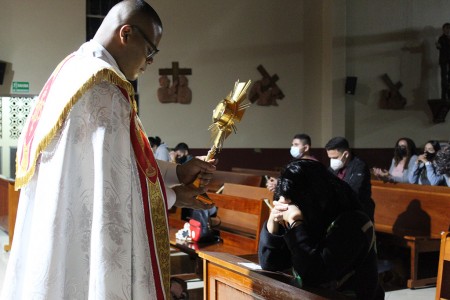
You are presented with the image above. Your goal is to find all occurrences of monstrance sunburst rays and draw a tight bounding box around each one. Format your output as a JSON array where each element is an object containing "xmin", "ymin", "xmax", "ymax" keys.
[{"xmin": 195, "ymin": 79, "xmax": 252, "ymax": 204}]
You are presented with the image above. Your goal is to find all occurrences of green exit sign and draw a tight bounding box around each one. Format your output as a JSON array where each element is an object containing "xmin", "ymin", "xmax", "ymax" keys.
[{"xmin": 12, "ymin": 81, "xmax": 29, "ymax": 93}]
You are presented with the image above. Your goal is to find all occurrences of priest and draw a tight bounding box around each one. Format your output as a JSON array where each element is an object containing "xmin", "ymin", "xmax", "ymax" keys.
[{"xmin": 1, "ymin": 1, "xmax": 215, "ymax": 299}]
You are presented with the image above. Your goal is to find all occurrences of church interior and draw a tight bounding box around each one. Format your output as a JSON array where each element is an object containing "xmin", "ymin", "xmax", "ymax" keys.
[{"xmin": 1, "ymin": 0, "xmax": 450, "ymax": 299}]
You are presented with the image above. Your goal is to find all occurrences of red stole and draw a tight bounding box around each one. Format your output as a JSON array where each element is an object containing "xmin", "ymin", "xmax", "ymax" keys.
[{"xmin": 16, "ymin": 52, "xmax": 171, "ymax": 298}]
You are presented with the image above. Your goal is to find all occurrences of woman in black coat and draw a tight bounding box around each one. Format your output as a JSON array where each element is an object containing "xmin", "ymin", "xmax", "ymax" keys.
[{"xmin": 258, "ymin": 159, "xmax": 384, "ymax": 299}]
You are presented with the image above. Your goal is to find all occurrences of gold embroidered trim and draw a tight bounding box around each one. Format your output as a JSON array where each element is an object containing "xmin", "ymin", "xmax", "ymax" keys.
[
  {"xmin": 148, "ymin": 179, "xmax": 170, "ymax": 298},
  {"xmin": 15, "ymin": 68, "xmax": 137, "ymax": 190}
]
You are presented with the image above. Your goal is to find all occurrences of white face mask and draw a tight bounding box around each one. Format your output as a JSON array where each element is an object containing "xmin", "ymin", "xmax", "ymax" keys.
[
  {"xmin": 290, "ymin": 146, "xmax": 303, "ymax": 158},
  {"xmin": 330, "ymin": 158, "xmax": 344, "ymax": 171}
]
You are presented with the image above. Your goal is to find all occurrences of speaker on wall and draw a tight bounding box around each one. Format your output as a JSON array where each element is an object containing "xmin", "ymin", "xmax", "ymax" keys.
[
  {"xmin": 345, "ymin": 76, "xmax": 357, "ymax": 95},
  {"xmin": 0, "ymin": 62, "xmax": 6, "ymax": 85}
]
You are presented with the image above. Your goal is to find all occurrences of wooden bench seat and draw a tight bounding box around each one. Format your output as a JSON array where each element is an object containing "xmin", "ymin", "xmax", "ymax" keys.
[{"xmin": 371, "ymin": 180, "xmax": 450, "ymax": 288}]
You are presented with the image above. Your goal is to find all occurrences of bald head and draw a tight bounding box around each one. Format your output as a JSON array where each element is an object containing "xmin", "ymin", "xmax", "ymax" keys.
[
  {"xmin": 96, "ymin": 0, "xmax": 162, "ymax": 34},
  {"xmin": 94, "ymin": 0, "xmax": 163, "ymax": 80}
]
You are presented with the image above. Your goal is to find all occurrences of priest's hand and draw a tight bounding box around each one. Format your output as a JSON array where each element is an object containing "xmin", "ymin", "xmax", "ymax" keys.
[
  {"xmin": 176, "ymin": 158, "xmax": 217, "ymax": 187},
  {"xmin": 172, "ymin": 184, "xmax": 214, "ymax": 209}
]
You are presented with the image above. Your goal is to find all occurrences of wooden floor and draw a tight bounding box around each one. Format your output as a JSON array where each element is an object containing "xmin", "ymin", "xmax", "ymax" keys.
[{"xmin": 0, "ymin": 230, "xmax": 436, "ymax": 299}]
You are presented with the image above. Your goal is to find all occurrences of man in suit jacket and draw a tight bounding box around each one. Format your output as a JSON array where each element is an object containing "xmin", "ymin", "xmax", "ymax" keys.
[{"xmin": 325, "ymin": 136, "xmax": 375, "ymax": 221}]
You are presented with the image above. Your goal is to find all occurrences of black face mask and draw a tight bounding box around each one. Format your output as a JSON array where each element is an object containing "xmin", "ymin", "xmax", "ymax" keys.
[
  {"xmin": 425, "ymin": 151, "xmax": 436, "ymax": 160},
  {"xmin": 395, "ymin": 146, "xmax": 407, "ymax": 157},
  {"xmin": 176, "ymin": 156, "xmax": 187, "ymax": 164}
]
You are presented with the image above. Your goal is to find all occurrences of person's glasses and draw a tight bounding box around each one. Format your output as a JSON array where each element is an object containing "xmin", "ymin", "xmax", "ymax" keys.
[{"xmin": 130, "ymin": 25, "xmax": 159, "ymax": 61}]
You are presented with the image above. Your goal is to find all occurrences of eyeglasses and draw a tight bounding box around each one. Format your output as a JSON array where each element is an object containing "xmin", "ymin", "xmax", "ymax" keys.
[{"xmin": 130, "ymin": 25, "xmax": 159, "ymax": 62}]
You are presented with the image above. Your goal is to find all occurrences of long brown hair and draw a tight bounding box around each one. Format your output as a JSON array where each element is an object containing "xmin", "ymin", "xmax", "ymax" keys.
[{"xmin": 393, "ymin": 137, "xmax": 417, "ymax": 170}]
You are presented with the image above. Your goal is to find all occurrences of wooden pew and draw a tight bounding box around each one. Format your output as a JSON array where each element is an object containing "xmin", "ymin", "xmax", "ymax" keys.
[
  {"xmin": 371, "ymin": 180, "xmax": 450, "ymax": 288},
  {"xmin": 199, "ymin": 251, "xmax": 349, "ymax": 300},
  {"xmin": 219, "ymin": 183, "xmax": 274, "ymax": 232},
  {"xmin": 222, "ymin": 182, "xmax": 274, "ymax": 200},
  {"xmin": 0, "ymin": 176, "xmax": 20, "ymax": 251},
  {"xmin": 168, "ymin": 192, "xmax": 271, "ymax": 296},
  {"xmin": 436, "ymin": 231, "xmax": 450, "ymax": 300},
  {"xmin": 231, "ymin": 167, "xmax": 280, "ymax": 179},
  {"xmin": 169, "ymin": 192, "xmax": 270, "ymax": 254},
  {"xmin": 205, "ymin": 170, "xmax": 263, "ymax": 192}
]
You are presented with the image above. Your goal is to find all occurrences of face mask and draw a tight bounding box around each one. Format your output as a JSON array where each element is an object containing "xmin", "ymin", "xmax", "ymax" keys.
[
  {"xmin": 425, "ymin": 151, "xmax": 436, "ymax": 160},
  {"xmin": 290, "ymin": 146, "xmax": 303, "ymax": 158},
  {"xmin": 330, "ymin": 158, "xmax": 344, "ymax": 171},
  {"xmin": 176, "ymin": 156, "xmax": 187, "ymax": 164},
  {"xmin": 395, "ymin": 146, "xmax": 407, "ymax": 157}
]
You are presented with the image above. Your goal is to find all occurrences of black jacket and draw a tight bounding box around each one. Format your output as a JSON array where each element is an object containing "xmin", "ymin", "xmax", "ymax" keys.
[
  {"xmin": 259, "ymin": 211, "xmax": 384, "ymax": 300},
  {"xmin": 329, "ymin": 156, "xmax": 375, "ymax": 221}
]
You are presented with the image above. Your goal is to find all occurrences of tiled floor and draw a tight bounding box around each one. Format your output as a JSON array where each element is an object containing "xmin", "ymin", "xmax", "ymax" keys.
[{"xmin": 0, "ymin": 230, "xmax": 436, "ymax": 299}]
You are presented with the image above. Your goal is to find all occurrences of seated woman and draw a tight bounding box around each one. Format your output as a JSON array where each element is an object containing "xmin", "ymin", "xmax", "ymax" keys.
[
  {"xmin": 408, "ymin": 140, "xmax": 445, "ymax": 185},
  {"xmin": 258, "ymin": 159, "xmax": 384, "ymax": 300},
  {"xmin": 435, "ymin": 146, "xmax": 450, "ymax": 186},
  {"xmin": 372, "ymin": 137, "xmax": 417, "ymax": 183}
]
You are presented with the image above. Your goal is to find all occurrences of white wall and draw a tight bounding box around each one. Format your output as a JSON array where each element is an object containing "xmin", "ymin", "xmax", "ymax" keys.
[
  {"xmin": 1, "ymin": 0, "xmax": 448, "ymax": 159},
  {"xmin": 346, "ymin": 0, "xmax": 450, "ymax": 148},
  {"xmin": 0, "ymin": 0, "xmax": 85, "ymax": 95},
  {"xmin": 138, "ymin": 1, "xmax": 305, "ymax": 149}
]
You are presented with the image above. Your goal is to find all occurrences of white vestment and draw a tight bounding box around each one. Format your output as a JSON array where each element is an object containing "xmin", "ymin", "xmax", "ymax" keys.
[{"xmin": 2, "ymin": 41, "xmax": 177, "ymax": 300}]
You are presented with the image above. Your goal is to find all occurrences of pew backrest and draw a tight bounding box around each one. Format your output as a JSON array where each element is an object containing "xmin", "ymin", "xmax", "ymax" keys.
[
  {"xmin": 222, "ymin": 183, "xmax": 274, "ymax": 201},
  {"xmin": 168, "ymin": 192, "xmax": 270, "ymax": 253},
  {"xmin": 206, "ymin": 170, "xmax": 263, "ymax": 192},
  {"xmin": 206, "ymin": 192, "xmax": 270, "ymax": 252},
  {"xmin": 371, "ymin": 180, "xmax": 450, "ymax": 239},
  {"xmin": 231, "ymin": 167, "xmax": 280, "ymax": 179}
]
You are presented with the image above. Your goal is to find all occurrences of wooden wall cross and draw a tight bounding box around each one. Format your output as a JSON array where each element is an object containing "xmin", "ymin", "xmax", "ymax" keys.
[
  {"xmin": 159, "ymin": 61, "xmax": 192, "ymax": 84},
  {"xmin": 157, "ymin": 62, "xmax": 193, "ymax": 104},
  {"xmin": 379, "ymin": 73, "xmax": 407, "ymax": 109},
  {"xmin": 248, "ymin": 65, "xmax": 284, "ymax": 106}
]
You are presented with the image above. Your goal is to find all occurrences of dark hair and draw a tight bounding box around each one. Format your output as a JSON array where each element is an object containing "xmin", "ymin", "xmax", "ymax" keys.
[
  {"xmin": 443, "ymin": 23, "xmax": 450, "ymax": 29},
  {"xmin": 435, "ymin": 146, "xmax": 450, "ymax": 176},
  {"xmin": 425, "ymin": 140, "xmax": 441, "ymax": 153},
  {"xmin": 275, "ymin": 159, "xmax": 361, "ymax": 241},
  {"xmin": 325, "ymin": 136, "xmax": 350, "ymax": 151},
  {"xmin": 293, "ymin": 133, "xmax": 311, "ymax": 146},
  {"xmin": 414, "ymin": 140, "xmax": 442, "ymax": 177},
  {"xmin": 394, "ymin": 137, "xmax": 417, "ymax": 169},
  {"xmin": 174, "ymin": 142, "xmax": 190, "ymax": 152},
  {"xmin": 148, "ymin": 136, "xmax": 161, "ymax": 147}
]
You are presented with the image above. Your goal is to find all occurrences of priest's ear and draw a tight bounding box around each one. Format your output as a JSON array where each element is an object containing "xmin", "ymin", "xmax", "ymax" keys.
[{"xmin": 119, "ymin": 25, "xmax": 132, "ymax": 44}]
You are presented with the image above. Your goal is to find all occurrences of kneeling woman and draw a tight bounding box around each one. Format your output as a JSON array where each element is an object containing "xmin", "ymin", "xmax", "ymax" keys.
[{"xmin": 258, "ymin": 159, "xmax": 384, "ymax": 299}]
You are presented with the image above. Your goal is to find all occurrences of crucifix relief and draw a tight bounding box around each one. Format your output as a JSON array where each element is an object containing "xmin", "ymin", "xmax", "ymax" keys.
[
  {"xmin": 379, "ymin": 73, "xmax": 407, "ymax": 109},
  {"xmin": 158, "ymin": 62, "xmax": 192, "ymax": 104},
  {"xmin": 248, "ymin": 65, "xmax": 284, "ymax": 106}
]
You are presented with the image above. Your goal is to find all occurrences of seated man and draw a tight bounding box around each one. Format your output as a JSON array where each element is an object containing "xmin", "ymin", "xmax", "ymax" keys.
[
  {"xmin": 170, "ymin": 142, "xmax": 193, "ymax": 164},
  {"xmin": 258, "ymin": 159, "xmax": 384, "ymax": 300},
  {"xmin": 325, "ymin": 136, "xmax": 374, "ymax": 221},
  {"xmin": 266, "ymin": 133, "xmax": 317, "ymax": 192}
]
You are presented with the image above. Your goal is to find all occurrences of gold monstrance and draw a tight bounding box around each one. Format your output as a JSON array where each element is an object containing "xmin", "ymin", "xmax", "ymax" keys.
[{"xmin": 194, "ymin": 79, "xmax": 252, "ymax": 204}]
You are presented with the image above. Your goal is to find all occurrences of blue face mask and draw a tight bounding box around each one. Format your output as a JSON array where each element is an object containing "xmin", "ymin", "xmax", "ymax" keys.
[{"xmin": 290, "ymin": 146, "xmax": 303, "ymax": 158}]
